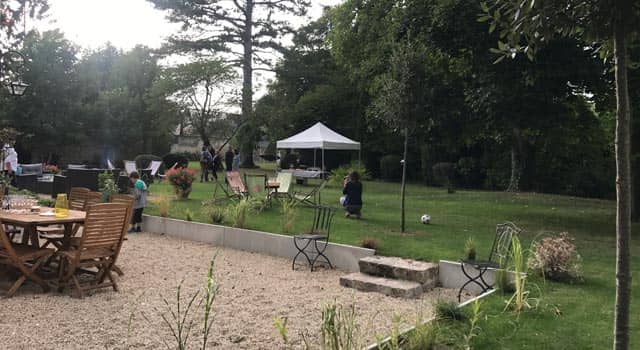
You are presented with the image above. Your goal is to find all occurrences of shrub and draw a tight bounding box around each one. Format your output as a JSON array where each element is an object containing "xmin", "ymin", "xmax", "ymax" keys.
[
  {"xmin": 202, "ymin": 202, "xmax": 226, "ymax": 224},
  {"xmin": 464, "ymin": 237, "xmax": 476, "ymax": 260},
  {"xmin": 528, "ymin": 232, "xmax": 582, "ymax": 282},
  {"xmin": 360, "ymin": 237, "xmax": 379, "ymax": 250},
  {"xmin": 435, "ymin": 300, "xmax": 466, "ymax": 321},
  {"xmin": 162, "ymin": 153, "xmax": 190, "ymax": 169},
  {"xmin": 166, "ymin": 168, "xmax": 196, "ymax": 199},
  {"xmin": 379, "ymin": 155, "xmax": 402, "ymax": 181},
  {"xmin": 327, "ymin": 162, "xmax": 371, "ymax": 187},
  {"xmin": 133, "ymin": 154, "xmax": 162, "ymax": 170},
  {"xmin": 99, "ymin": 171, "xmax": 118, "ymax": 199},
  {"xmin": 184, "ymin": 208, "xmax": 194, "ymax": 222}
]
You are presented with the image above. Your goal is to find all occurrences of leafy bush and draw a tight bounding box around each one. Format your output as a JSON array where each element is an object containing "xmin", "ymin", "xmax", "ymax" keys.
[
  {"xmin": 327, "ymin": 162, "xmax": 371, "ymax": 187},
  {"xmin": 133, "ymin": 154, "xmax": 162, "ymax": 170},
  {"xmin": 360, "ymin": 237, "xmax": 379, "ymax": 250},
  {"xmin": 99, "ymin": 171, "xmax": 118, "ymax": 199},
  {"xmin": 171, "ymin": 151, "xmax": 200, "ymax": 162},
  {"xmin": 166, "ymin": 168, "xmax": 196, "ymax": 199},
  {"xmin": 379, "ymin": 155, "xmax": 402, "ymax": 180},
  {"xmin": 464, "ymin": 237, "xmax": 476, "ymax": 260},
  {"xmin": 528, "ymin": 232, "xmax": 582, "ymax": 282},
  {"xmin": 162, "ymin": 153, "xmax": 190, "ymax": 169}
]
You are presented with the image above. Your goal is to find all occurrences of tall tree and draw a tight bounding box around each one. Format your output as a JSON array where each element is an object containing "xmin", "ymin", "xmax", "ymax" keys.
[
  {"xmin": 0, "ymin": 0, "xmax": 48, "ymax": 49},
  {"xmin": 148, "ymin": 0, "xmax": 309, "ymax": 167},
  {"xmin": 157, "ymin": 59, "xmax": 237, "ymax": 145},
  {"xmin": 483, "ymin": 0, "xmax": 639, "ymax": 348}
]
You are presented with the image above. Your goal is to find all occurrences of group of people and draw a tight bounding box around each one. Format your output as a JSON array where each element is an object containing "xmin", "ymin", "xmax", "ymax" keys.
[{"xmin": 199, "ymin": 145, "xmax": 240, "ymax": 182}]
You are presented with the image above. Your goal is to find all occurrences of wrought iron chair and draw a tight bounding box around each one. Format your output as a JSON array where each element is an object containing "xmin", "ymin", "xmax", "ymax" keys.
[
  {"xmin": 292, "ymin": 206, "xmax": 335, "ymax": 271},
  {"xmin": 458, "ymin": 221, "xmax": 522, "ymax": 301}
]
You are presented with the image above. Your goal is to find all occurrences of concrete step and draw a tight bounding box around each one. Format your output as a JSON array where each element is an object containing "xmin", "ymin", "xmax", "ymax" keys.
[
  {"xmin": 359, "ymin": 256, "xmax": 438, "ymax": 291},
  {"xmin": 339, "ymin": 272, "xmax": 423, "ymax": 298}
]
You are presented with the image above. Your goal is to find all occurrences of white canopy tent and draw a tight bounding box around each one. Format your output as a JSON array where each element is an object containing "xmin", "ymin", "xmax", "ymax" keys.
[{"xmin": 276, "ymin": 122, "xmax": 361, "ymax": 170}]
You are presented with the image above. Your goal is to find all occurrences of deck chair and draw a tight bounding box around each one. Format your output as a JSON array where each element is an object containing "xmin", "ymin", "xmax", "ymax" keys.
[
  {"xmin": 458, "ymin": 222, "xmax": 522, "ymax": 301},
  {"xmin": 273, "ymin": 172, "xmax": 294, "ymax": 199},
  {"xmin": 292, "ymin": 206, "xmax": 335, "ymax": 271},
  {"xmin": 56, "ymin": 203, "xmax": 130, "ymax": 298},
  {"xmin": 107, "ymin": 159, "xmax": 115, "ymax": 170},
  {"xmin": 39, "ymin": 187, "xmax": 91, "ymax": 249},
  {"xmin": 0, "ymin": 224, "xmax": 54, "ymax": 297},
  {"xmin": 124, "ymin": 160, "xmax": 137, "ymax": 176},
  {"xmin": 293, "ymin": 180, "xmax": 327, "ymax": 207},
  {"xmin": 141, "ymin": 160, "xmax": 162, "ymax": 184}
]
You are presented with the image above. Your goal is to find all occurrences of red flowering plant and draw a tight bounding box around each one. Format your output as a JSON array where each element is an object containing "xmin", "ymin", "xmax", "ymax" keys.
[{"xmin": 166, "ymin": 167, "xmax": 195, "ymax": 199}]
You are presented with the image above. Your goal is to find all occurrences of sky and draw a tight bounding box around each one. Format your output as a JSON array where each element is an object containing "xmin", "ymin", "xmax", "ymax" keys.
[{"xmin": 39, "ymin": 0, "xmax": 343, "ymax": 51}]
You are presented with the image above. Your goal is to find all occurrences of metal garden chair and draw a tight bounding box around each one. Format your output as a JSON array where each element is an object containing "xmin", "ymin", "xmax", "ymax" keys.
[
  {"xmin": 292, "ymin": 206, "xmax": 335, "ymax": 271},
  {"xmin": 458, "ymin": 221, "xmax": 522, "ymax": 301}
]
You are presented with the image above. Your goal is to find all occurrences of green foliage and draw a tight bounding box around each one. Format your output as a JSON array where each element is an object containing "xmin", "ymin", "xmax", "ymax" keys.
[
  {"xmin": 320, "ymin": 301, "xmax": 360, "ymax": 350},
  {"xmin": 504, "ymin": 236, "xmax": 538, "ymax": 315},
  {"xmin": 432, "ymin": 162, "xmax": 456, "ymax": 193},
  {"xmin": 225, "ymin": 198, "xmax": 257, "ymax": 228},
  {"xmin": 273, "ymin": 316, "xmax": 291, "ymax": 350},
  {"xmin": 464, "ymin": 237, "xmax": 476, "ymax": 260},
  {"xmin": 327, "ymin": 162, "xmax": 371, "ymax": 187},
  {"xmin": 280, "ymin": 198, "xmax": 298, "ymax": 234},
  {"xmin": 99, "ymin": 171, "xmax": 119, "ymax": 198},
  {"xmin": 201, "ymin": 201, "xmax": 226, "ymax": 225},
  {"xmin": 435, "ymin": 300, "xmax": 467, "ymax": 321},
  {"xmin": 153, "ymin": 195, "xmax": 170, "ymax": 218},
  {"xmin": 379, "ymin": 155, "xmax": 402, "ymax": 181},
  {"xmin": 37, "ymin": 197, "xmax": 56, "ymax": 208},
  {"xmin": 184, "ymin": 208, "xmax": 194, "ymax": 222}
]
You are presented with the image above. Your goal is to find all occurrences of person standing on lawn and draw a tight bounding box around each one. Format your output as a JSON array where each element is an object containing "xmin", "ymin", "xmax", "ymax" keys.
[
  {"xmin": 128, "ymin": 171, "xmax": 148, "ymax": 233},
  {"xmin": 200, "ymin": 146, "xmax": 213, "ymax": 182},
  {"xmin": 232, "ymin": 149, "xmax": 241, "ymax": 171},
  {"xmin": 225, "ymin": 147, "xmax": 234, "ymax": 173}
]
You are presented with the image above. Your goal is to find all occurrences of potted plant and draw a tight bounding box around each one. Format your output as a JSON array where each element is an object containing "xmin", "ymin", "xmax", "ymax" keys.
[
  {"xmin": 464, "ymin": 237, "xmax": 477, "ymax": 260},
  {"xmin": 166, "ymin": 167, "xmax": 195, "ymax": 199}
]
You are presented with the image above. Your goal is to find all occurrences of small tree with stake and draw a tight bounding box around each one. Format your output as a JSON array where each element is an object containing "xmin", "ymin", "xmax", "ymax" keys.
[{"xmin": 371, "ymin": 39, "xmax": 429, "ymax": 233}]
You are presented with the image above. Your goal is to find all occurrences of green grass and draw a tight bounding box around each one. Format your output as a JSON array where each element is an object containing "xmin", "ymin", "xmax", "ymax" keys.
[{"xmin": 147, "ymin": 162, "xmax": 640, "ymax": 349}]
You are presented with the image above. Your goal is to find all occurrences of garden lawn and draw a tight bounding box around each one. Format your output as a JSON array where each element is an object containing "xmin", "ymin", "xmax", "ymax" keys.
[{"xmin": 146, "ymin": 162, "xmax": 640, "ymax": 349}]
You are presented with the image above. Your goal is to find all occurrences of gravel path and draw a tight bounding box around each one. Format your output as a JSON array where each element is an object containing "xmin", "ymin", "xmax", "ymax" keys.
[{"xmin": 0, "ymin": 233, "xmax": 458, "ymax": 349}]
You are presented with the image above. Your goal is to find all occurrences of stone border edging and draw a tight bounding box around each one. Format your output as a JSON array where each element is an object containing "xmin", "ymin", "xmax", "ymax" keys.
[{"xmin": 142, "ymin": 215, "xmax": 375, "ymax": 272}]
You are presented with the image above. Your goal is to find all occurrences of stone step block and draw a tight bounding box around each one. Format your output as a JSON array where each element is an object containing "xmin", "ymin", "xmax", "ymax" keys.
[
  {"xmin": 359, "ymin": 256, "xmax": 438, "ymax": 290},
  {"xmin": 339, "ymin": 272, "xmax": 423, "ymax": 298}
]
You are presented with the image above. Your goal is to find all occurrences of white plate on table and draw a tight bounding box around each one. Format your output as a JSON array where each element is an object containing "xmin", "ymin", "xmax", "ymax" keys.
[{"xmin": 39, "ymin": 211, "xmax": 55, "ymax": 216}]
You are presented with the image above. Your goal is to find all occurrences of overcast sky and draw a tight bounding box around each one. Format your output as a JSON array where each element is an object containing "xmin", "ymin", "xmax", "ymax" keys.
[{"xmin": 39, "ymin": 0, "xmax": 343, "ymax": 51}]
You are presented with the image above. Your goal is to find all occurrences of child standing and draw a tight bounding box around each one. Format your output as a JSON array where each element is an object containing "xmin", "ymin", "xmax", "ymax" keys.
[{"xmin": 129, "ymin": 171, "xmax": 148, "ymax": 233}]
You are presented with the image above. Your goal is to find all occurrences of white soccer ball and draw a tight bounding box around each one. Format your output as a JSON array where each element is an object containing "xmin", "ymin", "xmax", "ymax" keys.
[{"xmin": 421, "ymin": 214, "xmax": 431, "ymax": 224}]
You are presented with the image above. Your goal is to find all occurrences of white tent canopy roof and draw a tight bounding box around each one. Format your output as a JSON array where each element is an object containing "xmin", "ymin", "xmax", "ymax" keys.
[{"xmin": 276, "ymin": 122, "xmax": 361, "ymax": 150}]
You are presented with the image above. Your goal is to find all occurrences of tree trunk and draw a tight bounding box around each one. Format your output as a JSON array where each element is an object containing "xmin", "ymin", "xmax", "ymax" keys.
[
  {"xmin": 506, "ymin": 127, "xmax": 523, "ymax": 192},
  {"xmin": 400, "ymin": 127, "xmax": 408, "ymax": 233},
  {"xmin": 613, "ymin": 3, "xmax": 632, "ymax": 348},
  {"xmin": 239, "ymin": 0, "xmax": 256, "ymax": 168}
]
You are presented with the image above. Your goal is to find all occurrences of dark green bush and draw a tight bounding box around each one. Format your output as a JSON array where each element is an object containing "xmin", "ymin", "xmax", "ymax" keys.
[
  {"xmin": 171, "ymin": 151, "xmax": 200, "ymax": 162},
  {"xmin": 435, "ymin": 300, "xmax": 467, "ymax": 321},
  {"xmin": 162, "ymin": 153, "xmax": 190, "ymax": 169},
  {"xmin": 432, "ymin": 162, "xmax": 456, "ymax": 193},
  {"xmin": 134, "ymin": 154, "xmax": 162, "ymax": 170},
  {"xmin": 379, "ymin": 155, "xmax": 402, "ymax": 180}
]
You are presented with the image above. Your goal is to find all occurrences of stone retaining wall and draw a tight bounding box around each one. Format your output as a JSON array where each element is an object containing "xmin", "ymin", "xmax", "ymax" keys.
[{"xmin": 142, "ymin": 215, "xmax": 375, "ymax": 272}]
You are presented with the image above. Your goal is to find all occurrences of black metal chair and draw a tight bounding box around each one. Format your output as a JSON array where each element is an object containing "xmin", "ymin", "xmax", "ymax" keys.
[
  {"xmin": 292, "ymin": 206, "xmax": 335, "ymax": 271},
  {"xmin": 458, "ymin": 222, "xmax": 522, "ymax": 301}
]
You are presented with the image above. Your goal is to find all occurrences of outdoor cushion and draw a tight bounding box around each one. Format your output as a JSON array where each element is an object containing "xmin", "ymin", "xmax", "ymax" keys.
[{"xmin": 19, "ymin": 163, "xmax": 43, "ymax": 176}]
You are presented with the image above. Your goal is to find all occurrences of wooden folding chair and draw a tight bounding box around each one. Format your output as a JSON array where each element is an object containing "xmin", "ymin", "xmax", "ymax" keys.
[
  {"xmin": 56, "ymin": 203, "xmax": 130, "ymax": 298},
  {"xmin": 108, "ymin": 194, "xmax": 135, "ymax": 276},
  {"xmin": 213, "ymin": 171, "xmax": 247, "ymax": 202},
  {"xmin": 39, "ymin": 187, "xmax": 91, "ymax": 249},
  {"xmin": 293, "ymin": 180, "xmax": 327, "ymax": 207},
  {"xmin": 273, "ymin": 172, "xmax": 294, "ymax": 199},
  {"xmin": 0, "ymin": 224, "xmax": 54, "ymax": 297}
]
